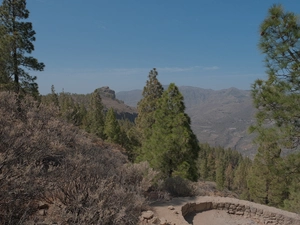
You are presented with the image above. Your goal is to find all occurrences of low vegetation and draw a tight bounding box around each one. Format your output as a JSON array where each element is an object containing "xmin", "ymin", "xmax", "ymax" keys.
[
  {"xmin": 0, "ymin": 92, "xmax": 150, "ymax": 224},
  {"xmin": 0, "ymin": 1, "xmax": 300, "ymax": 224}
]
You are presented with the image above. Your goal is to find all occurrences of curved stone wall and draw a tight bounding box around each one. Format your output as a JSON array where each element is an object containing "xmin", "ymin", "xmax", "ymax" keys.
[{"xmin": 182, "ymin": 198, "xmax": 300, "ymax": 225}]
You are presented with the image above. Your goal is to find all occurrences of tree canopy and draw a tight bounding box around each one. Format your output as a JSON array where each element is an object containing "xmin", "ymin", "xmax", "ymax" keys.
[
  {"xmin": 249, "ymin": 4, "xmax": 300, "ymax": 211},
  {"xmin": 139, "ymin": 83, "xmax": 200, "ymax": 181},
  {"xmin": 0, "ymin": 0, "xmax": 44, "ymax": 96},
  {"xmin": 135, "ymin": 68, "xmax": 164, "ymax": 142}
]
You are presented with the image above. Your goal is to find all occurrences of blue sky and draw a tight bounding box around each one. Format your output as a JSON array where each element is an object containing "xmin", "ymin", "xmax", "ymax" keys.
[{"xmin": 26, "ymin": 0, "xmax": 300, "ymax": 94}]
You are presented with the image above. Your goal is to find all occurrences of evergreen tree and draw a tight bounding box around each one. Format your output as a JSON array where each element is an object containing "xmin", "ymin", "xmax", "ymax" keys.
[
  {"xmin": 50, "ymin": 84, "xmax": 59, "ymax": 107},
  {"xmin": 233, "ymin": 157, "xmax": 252, "ymax": 200},
  {"xmin": 118, "ymin": 119, "xmax": 140, "ymax": 162},
  {"xmin": 283, "ymin": 152, "xmax": 300, "ymax": 213},
  {"xmin": 0, "ymin": 25, "xmax": 12, "ymax": 91},
  {"xmin": 247, "ymin": 139, "xmax": 287, "ymax": 207},
  {"xmin": 104, "ymin": 108, "xmax": 121, "ymax": 144},
  {"xmin": 215, "ymin": 157, "xmax": 225, "ymax": 190},
  {"xmin": 249, "ymin": 4, "xmax": 300, "ymax": 208},
  {"xmin": 135, "ymin": 68, "xmax": 164, "ymax": 142},
  {"xmin": 0, "ymin": 0, "xmax": 44, "ymax": 96},
  {"xmin": 139, "ymin": 83, "xmax": 200, "ymax": 181},
  {"xmin": 85, "ymin": 89, "xmax": 105, "ymax": 139},
  {"xmin": 251, "ymin": 4, "xmax": 300, "ymax": 149}
]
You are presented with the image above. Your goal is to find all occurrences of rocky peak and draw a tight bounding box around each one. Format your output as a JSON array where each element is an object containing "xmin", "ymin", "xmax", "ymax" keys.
[{"xmin": 97, "ymin": 86, "xmax": 116, "ymax": 99}]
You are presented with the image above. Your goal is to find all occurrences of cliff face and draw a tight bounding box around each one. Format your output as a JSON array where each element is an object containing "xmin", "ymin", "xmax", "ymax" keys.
[{"xmin": 96, "ymin": 86, "xmax": 137, "ymax": 122}]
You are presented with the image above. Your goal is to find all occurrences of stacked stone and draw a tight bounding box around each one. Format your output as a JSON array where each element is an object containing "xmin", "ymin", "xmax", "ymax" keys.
[{"xmin": 182, "ymin": 200, "xmax": 300, "ymax": 225}]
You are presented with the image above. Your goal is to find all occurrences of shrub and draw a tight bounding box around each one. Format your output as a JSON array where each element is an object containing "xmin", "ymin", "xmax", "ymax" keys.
[{"xmin": 0, "ymin": 92, "xmax": 148, "ymax": 225}]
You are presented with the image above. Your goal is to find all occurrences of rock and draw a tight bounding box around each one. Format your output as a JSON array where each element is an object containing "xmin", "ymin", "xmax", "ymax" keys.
[
  {"xmin": 38, "ymin": 209, "xmax": 46, "ymax": 216},
  {"xmin": 97, "ymin": 86, "xmax": 116, "ymax": 99},
  {"xmin": 168, "ymin": 205, "xmax": 175, "ymax": 210},
  {"xmin": 142, "ymin": 210, "xmax": 154, "ymax": 220},
  {"xmin": 159, "ymin": 217, "xmax": 168, "ymax": 225}
]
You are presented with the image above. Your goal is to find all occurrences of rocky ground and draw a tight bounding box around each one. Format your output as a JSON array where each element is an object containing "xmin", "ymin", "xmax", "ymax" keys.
[
  {"xmin": 139, "ymin": 196, "xmax": 300, "ymax": 225},
  {"xmin": 185, "ymin": 210, "xmax": 261, "ymax": 225}
]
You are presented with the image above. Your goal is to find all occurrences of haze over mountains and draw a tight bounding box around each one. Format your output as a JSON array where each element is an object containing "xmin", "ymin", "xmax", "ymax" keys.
[{"xmin": 116, "ymin": 86, "xmax": 257, "ymax": 157}]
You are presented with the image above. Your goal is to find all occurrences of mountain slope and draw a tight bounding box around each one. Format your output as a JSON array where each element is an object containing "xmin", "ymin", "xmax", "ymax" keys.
[{"xmin": 116, "ymin": 86, "xmax": 257, "ymax": 157}]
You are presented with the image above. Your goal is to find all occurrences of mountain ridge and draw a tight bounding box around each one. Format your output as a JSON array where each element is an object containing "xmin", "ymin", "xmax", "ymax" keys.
[{"xmin": 116, "ymin": 86, "xmax": 257, "ymax": 157}]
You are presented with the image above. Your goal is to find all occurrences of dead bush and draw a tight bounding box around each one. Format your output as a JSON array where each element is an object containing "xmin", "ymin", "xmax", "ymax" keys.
[{"xmin": 0, "ymin": 92, "xmax": 149, "ymax": 225}]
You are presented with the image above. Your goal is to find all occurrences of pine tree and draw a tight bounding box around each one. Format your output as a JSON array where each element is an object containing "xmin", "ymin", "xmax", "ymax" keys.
[
  {"xmin": 140, "ymin": 83, "xmax": 200, "ymax": 181},
  {"xmin": 135, "ymin": 68, "xmax": 164, "ymax": 142},
  {"xmin": 0, "ymin": 25, "xmax": 12, "ymax": 91},
  {"xmin": 85, "ymin": 89, "xmax": 105, "ymax": 139},
  {"xmin": 118, "ymin": 119, "xmax": 140, "ymax": 161},
  {"xmin": 215, "ymin": 157, "xmax": 225, "ymax": 190},
  {"xmin": 283, "ymin": 152, "xmax": 300, "ymax": 213},
  {"xmin": 251, "ymin": 4, "xmax": 300, "ymax": 150},
  {"xmin": 0, "ymin": 0, "xmax": 44, "ymax": 96},
  {"xmin": 233, "ymin": 157, "xmax": 252, "ymax": 200},
  {"xmin": 50, "ymin": 84, "xmax": 59, "ymax": 107},
  {"xmin": 249, "ymin": 4, "xmax": 300, "ymax": 207},
  {"xmin": 104, "ymin": 108, "xmax": 121, "ymax": 144},
  {"xmin": 247, "ymin": 139, "xmax": 287, "ymax": 207}
]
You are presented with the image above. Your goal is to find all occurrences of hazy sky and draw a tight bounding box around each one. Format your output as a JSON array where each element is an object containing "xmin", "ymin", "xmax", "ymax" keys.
[{"xmin": 26, "ymin": 0, "xmax": 300, "ymax": 94}]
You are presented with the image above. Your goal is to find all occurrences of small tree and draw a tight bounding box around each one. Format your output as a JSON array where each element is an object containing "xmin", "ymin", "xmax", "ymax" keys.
[
  {"xmin": 104, "ymin": 108, "xmax": 121, "ymax": 144},
  {"xmin": 0, "ymin": 0, "xmax": 45, "ymax": 96},
  {"xmin": 85, "ymin": 89, "xmax": 105, "ymax": 139}
]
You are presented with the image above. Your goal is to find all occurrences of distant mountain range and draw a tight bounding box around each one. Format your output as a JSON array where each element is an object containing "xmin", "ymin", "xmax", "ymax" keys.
[{"xmin": 116, "ymin": 86, "xmax": 257, "ymax": 157}]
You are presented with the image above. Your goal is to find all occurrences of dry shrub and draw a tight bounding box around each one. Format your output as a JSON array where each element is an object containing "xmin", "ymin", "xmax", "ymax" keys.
[
  {"xmin": 161, "ymin": 176, "xmax": 197, "ymax": 197},
  {"xmin": 0, "ymin": 92, "xmax": 148, "ymax": 225}
]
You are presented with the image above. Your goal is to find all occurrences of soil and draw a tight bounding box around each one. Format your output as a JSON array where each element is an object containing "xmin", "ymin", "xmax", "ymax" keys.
[
  {"xmin": 149, "ymin": 196, "xmax": 299, "ymax": 225},
  {"xmin": 185, "ymin": 210, "xmax": 261, "ymax": 225}
]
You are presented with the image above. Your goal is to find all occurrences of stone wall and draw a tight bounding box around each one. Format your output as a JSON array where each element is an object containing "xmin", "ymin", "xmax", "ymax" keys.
[{"xmin": 182, "ymin": 198, "xmax": 300, "ymax": 225}]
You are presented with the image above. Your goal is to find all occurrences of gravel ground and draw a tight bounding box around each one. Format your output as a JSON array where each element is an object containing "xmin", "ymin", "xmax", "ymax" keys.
[{"xmin": 185, "ymin": 210, "xmax": 262, "ymax": 225}]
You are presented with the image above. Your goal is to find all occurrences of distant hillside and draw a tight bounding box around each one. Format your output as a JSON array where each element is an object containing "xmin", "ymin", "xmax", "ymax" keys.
[
  {"xmin": 116, "ymin": 86, "xmax": 257, "ymax": 157},
  {"xmin": 68, "ymin": 86, "xmax": 138, "ymax": 122}
]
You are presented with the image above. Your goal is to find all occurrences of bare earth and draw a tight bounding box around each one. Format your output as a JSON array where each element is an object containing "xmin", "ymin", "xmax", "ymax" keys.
[
  {"xmin": 185, "ymin": 210, "xmax": 261, "ymax": 225},
  {"xmin": 150, "ymin": 196, "xmax": 299, "ymax": 225}
]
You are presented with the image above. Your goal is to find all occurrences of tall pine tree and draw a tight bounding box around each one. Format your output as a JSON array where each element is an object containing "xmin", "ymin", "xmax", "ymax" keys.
[
  {"xmin": 135, "ymin": 68, "xmax": 164, "ymax": 142},
  {"xmin": 0, "ymin": 0, "xmax": 44, "ymax": 96},
  {"xmin": 140, "ymin": 83, "xmax": 200, "ymax": 181},
  {"xmin": 249, "ymin": 4, "xmax": 300, "ymax": 208}
]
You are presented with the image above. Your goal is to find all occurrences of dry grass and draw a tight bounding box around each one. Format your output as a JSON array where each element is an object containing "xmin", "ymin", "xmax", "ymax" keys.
[{"xmin": 0, "ymin": 92, "xmax": 150, "ymax": 225}]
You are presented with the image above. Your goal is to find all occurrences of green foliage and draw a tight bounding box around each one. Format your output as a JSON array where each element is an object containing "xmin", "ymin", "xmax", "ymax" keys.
[
  {"xmin": 50, "ymin": 84, "xmax": 59, "ymax": 107},
  {"xmin": 283, "ymin": 152, "xmax": 300, "ymax": 213},
  {"xmin": 0, "ymin": 0, "xmax": 44, "ymax": 96},
  {"xmin": 104, "ymin": 108, "xmax": 122, "ymax": 144},
  {"xmin": 233, "ymin": 157, "xmax": 252, "ymax": 200},
  {"xmin": 119, "ymin": 119, "xmax": 140, "ymax": 162},
  {"xmin": 197, "ymin": 143, "xmax": 252, "ymax": 197},
  {"xmin": 85, "ymin": 89, "xmax": 105, "ymax": 139},
  {"xmin": 135, "ymin": 68, "xmax": 164, "ymax": 142},
  {"xmin": 139, "ymin": 83, "xmax": 200, "ymax": 181},
  {"xmin": 251, "ymin": 4, "xmax": 300, "ymax": 149},
  {"xmin": 249, "ymin": 4, "xmax": 300, "ymax": 210},
  {"xmin": 247, "ymin": 142, "xmax": 287, "ymax": 207},
  {"xmin": 58, "ymin": 92, "xmax": 85, "ymax": 126},
  {"xmin": 215, "ymin": 158, "xmax": 225, "ymax": 190}
]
